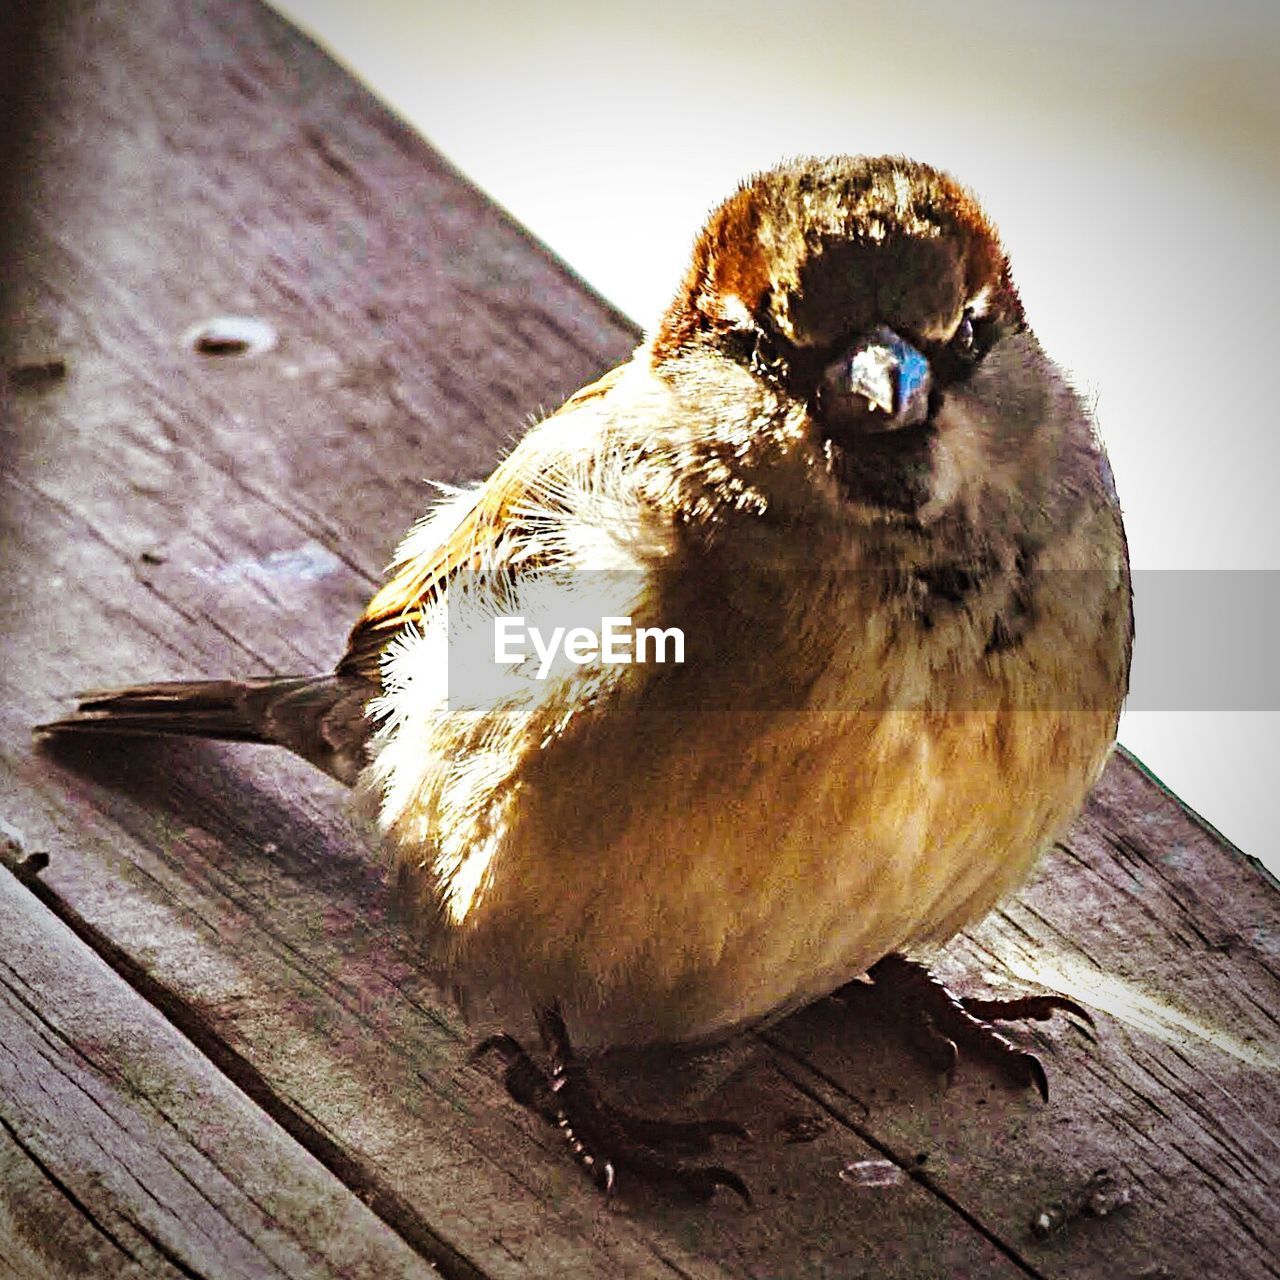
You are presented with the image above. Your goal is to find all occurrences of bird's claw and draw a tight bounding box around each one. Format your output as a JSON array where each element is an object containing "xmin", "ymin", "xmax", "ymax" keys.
[
  {"xmin": 961, "ymin": 991, "xmax": 1096, "ymax": 1035},
  {"xmin": 473, "ymin": 1004, "xmax": 750, "ymax": 1202},
  {"xmin": 840, "ymin": 953, "xmax": 1093, "ymax": 1102}
]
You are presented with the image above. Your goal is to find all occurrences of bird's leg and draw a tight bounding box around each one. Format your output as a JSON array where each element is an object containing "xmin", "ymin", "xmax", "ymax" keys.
[
  {"xmin": 473, "ymin": 1003, "xmax": 750, "ymax": 1202},
  {"xmin": 835, "ymin": 953, "xmax": 1094, "ymax": 1102}
]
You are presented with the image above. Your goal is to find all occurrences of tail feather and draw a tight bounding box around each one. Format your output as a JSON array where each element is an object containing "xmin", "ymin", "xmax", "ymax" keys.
[
  {"xmin": 36, "ymin": 674, "xmax": 378, "ymax": 786},
  {"xmin": 39, "ymin": 679, "xmax": 288, "ymax": 742}
]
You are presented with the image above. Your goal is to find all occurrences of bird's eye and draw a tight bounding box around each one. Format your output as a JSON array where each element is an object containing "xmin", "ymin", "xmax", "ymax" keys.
[{"xmin": 952, "ymin": 309, "xmax": 976, "ymax": 357}]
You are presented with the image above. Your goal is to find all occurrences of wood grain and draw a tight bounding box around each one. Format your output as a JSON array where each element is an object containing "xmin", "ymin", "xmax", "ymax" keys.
[
  {"xmin": 0, "ymin": 866, "xmax": 440, "ymax": 1280},
  {"xmin": 1, "ymin": 0, "xmax": 1277, "ymax": 1277}
]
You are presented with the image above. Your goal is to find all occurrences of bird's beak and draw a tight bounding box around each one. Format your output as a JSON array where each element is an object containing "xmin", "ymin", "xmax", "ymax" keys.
[{"xmin": 820, "ymin": 326, "xmax": 932, "ymax": 434}]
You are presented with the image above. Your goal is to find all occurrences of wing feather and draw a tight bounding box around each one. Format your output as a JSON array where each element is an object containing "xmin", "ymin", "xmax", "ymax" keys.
[{"xmin": 338, "ymin": 363, "xmax": 628, "ymax": 683}]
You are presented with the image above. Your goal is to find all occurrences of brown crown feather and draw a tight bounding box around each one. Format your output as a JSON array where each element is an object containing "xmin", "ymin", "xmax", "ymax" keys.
[{"xmin": 652, "ymin": 155, "xmax": 1021, "ymax": 363}]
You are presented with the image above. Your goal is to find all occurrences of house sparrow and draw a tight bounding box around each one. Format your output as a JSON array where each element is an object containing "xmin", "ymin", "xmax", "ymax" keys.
[{"xmin": 39, "ymin": 155, "xmax": 1132, "ymax": 1200}]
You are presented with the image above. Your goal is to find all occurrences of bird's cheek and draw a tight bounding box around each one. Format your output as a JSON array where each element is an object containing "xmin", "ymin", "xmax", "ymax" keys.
[{"xmin": 914, "ymin": 392, "xmax": 1003, "ymax": 525}]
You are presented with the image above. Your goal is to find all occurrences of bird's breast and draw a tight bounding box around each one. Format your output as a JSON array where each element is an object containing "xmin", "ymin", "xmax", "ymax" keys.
[{"xmin": 416, "ymin": 555, "xmax": 1126, "ymax": 1049}]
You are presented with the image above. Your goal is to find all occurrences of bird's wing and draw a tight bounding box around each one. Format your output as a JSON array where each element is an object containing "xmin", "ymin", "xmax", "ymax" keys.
[{"xmin": 337, "ymin": 363, "xmax": 628, "ymax": 685}]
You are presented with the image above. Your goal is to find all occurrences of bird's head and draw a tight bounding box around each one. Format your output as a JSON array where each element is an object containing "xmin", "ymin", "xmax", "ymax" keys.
[{"xmin": 651, "ymin": 156, "xmax": 1088, "ymax": 546}]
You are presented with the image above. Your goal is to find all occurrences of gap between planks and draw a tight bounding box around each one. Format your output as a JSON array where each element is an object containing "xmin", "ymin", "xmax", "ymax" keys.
[{"xmin": 1, "ymin": 854, "xmax": 487, "ymax": 1280}]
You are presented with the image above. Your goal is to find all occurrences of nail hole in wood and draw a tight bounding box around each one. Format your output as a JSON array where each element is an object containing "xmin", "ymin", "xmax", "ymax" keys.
[
  {"xmin": 9, "ymin": 357, "xmax": 68, "ymax": 388},
  {"xmin": 184, "ymin": 316, "xmax": 277, "ymax": 357}
]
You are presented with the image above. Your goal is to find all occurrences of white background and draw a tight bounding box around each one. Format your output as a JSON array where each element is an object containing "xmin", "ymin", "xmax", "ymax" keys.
[{"xmin": 271, "ymin": 0, "xmax": 1280, "ymax": 874}]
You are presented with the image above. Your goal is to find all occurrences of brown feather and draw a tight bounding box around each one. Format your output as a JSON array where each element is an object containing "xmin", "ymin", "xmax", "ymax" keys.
[
  {"xmin": 337, "ymin": 362, "xmax": 629, "ymax": 685},
  {"xmin": 37, "ymin": 675, "xmax": 377, "ymax": 785}
]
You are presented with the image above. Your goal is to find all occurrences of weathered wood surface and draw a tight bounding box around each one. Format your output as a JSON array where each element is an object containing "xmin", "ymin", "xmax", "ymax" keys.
[
  {"xmin": 1, "ymin": 1, "xmax": 1277, "ymax": 1277},
  {"xmin": 0, "ymin": 866, "xmax": 439, "ymax": 1280}
]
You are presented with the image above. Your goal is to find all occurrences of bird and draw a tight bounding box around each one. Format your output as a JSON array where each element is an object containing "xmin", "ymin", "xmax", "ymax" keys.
[{"xmin": 38, "ymin": 154, "xmax": 1133, "ymax": 1201}]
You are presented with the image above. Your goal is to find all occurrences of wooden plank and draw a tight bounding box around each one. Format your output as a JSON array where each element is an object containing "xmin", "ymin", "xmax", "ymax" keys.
[
  {"xmin": 1, "ymin": 0, "xmax": 1276, "ymax": 1277},
  {"xmin": 0, "ymin": 865, "xmax": 441, "ymax": 1280},
  {"xmin": 0, "ymin": 1122, "xmax": 151, "ymax": 1280}
]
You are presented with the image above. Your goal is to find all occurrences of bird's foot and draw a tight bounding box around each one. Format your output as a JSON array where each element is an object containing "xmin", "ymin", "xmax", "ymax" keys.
[
  {"xmin": 473, "ymin": 1004, "xmax": 751, "ymax": 1203},
  {"xmin": 837, "ymin": 953, "xmax": 1093, "ymax": 1102}
]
